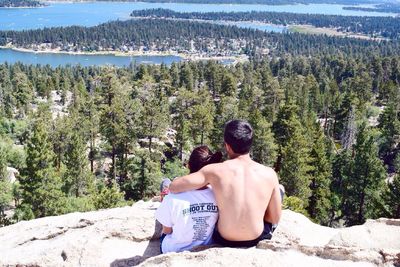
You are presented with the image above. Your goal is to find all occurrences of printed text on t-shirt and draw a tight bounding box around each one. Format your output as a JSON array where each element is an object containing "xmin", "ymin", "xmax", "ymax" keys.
[{"xmin": 182, "ymin": 203, "xmax": 218, "ymax": 216}]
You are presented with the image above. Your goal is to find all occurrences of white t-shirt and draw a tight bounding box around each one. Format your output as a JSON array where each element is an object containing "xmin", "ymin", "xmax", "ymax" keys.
[{"xmin": 155, "ymin": 188, "xmax": 218, "ymax": 253}]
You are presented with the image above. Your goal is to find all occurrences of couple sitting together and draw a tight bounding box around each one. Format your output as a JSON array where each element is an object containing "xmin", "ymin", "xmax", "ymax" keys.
[{"xmin": 155, "ymin": 120, "xmax": 283, "ymax": 253}]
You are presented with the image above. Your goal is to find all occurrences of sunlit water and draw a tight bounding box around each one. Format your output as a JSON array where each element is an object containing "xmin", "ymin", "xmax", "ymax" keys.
[{"xmin": 0, "ymin": 1, "xmax": 392, "ymax": 67}]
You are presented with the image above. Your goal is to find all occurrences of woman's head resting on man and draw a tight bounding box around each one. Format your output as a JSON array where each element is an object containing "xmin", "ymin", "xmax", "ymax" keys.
[{"xmin": 188, "ymin": 145, "xmax": 223, "ymax": 174}]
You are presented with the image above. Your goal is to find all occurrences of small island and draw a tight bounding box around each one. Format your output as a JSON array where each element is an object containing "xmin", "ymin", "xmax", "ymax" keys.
[{"xmin": 0, "ymin": 0, "xmax": 44, "ymax": 8}]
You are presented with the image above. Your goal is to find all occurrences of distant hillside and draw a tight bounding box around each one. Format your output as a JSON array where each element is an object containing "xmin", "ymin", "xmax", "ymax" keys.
[
  {"xmin": 0, "ymin": 0, "xmax": 44, "ymax": 7},
  {"xmin": 44, "ymin": 0, "xmax": 379, "ymax": 4}
]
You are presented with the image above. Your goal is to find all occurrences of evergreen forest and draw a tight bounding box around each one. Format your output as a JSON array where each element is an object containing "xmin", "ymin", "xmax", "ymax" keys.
[{"xmin": 1, "ymin": 6, "xmax": 400, "ymax": 229}]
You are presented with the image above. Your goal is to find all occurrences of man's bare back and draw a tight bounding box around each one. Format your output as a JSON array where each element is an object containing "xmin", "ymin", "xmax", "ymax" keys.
[
  {"xmin": 169, "ymin": 155, "xmax": 281, "ymax": 242},
  {"xmin": 169, "ymin": 120, "xmax": 282, "ymax": 242}
]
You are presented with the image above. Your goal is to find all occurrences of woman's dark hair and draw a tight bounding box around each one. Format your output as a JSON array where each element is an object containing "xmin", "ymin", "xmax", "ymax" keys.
[{"xmin": 188, "ymin": 146, "xmax": 223, "ymax": 173}]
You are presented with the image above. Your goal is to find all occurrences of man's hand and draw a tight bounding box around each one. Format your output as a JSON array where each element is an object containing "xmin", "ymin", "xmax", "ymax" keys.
[{"xmin": 169, "ymin": 166, "xmax": 211, "ymax": 193}]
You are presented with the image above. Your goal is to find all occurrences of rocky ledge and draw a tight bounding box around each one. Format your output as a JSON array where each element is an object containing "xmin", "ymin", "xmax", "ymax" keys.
[{"xmin": 0, "ymin": 201, "xmax": 399, "ymax": 267}]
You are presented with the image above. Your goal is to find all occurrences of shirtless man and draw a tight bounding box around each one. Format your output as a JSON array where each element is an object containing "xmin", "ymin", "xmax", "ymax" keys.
[{"xmin": 169, "ymin": 120, "xmax": 282, "ymax": 247}]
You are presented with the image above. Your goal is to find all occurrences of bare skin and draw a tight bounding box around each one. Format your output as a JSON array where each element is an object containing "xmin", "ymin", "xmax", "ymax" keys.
[
  {"xmin": 169, "ymin": 144, "xmax": 281, "ymax": 241},
  {"xmin": 162, "ymin": 226, "xmax": 172, "ymax": 234}
]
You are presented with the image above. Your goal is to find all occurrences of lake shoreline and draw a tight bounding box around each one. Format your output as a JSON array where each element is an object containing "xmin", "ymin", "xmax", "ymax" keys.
[{"xmin": 0, "ymin": 45, "xmax": 248, "ymax": 64}]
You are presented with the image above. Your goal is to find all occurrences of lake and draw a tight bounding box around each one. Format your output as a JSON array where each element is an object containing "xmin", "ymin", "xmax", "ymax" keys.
[
  {"xmin": 0, "ymin": 1, "xmax": 392, "ymax": 67},
  {"xmin": 0, "ymin": 48, "xmax": 183, "ymax": 67},
  {"xmin": 0, "ymin": 2, "xmax": 394, "ymax": 31}
]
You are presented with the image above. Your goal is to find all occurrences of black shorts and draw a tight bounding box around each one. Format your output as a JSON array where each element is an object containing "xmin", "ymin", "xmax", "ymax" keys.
[{"xmin": 212, "ymin": 222, "xmax": 274, "ymax": 248}]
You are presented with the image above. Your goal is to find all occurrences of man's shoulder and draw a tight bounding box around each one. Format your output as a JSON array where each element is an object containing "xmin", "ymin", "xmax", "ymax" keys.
[
  {"xmin": 249, "ymin": 161, "xmax": 278, "ymax": 182},
  {"xmin": 201, "ymin": 161, "xmax": 228, "ymax": 176}
]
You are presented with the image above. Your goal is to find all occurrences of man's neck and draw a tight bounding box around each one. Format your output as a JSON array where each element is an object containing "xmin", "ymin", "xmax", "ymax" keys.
[{"xmin": 228, "ymin": 153, "xmax": 251, "ymax": 161}]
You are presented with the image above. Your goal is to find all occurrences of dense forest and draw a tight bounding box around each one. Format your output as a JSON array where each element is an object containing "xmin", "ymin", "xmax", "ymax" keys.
[
  {"xmin": 0, "ymin": 0, "xmax": 43, "ymax": 7},
  {"xmin": 131, "ymin": 8, "xmax": 400, "ymax": 39},
  {"xmin": 344, "ymin": 3, "xmax": 400, "ymax": 14},
  {"xmin": 1, "ymin": 18, "xmax": 400, "ymax": 58},
  {"xmin": 1, "ymin": 50, "xmax": 400, "ymax": 228}
]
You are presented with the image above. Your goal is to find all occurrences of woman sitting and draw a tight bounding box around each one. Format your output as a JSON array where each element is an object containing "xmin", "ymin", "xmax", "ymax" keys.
[{"xmin": 155, "ymin": 146, "xmax": 222, "ymax": 253}]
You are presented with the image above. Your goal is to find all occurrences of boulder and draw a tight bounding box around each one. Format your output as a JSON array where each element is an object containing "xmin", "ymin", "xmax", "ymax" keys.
[{"xmin": 0, "ymin": 201, "xmax": 399, "ymax": 267}]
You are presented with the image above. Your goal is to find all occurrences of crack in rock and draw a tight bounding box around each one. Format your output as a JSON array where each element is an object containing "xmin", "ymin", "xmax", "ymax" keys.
[{"xmin": 108, "ymin": 232, "xmax": 151, "ymax": 242}]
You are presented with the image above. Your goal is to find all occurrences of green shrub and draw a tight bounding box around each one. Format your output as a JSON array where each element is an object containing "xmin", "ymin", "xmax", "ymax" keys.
[
  {"xmin": 283, "ymin": 196, "xmax": 309, "ymax": 217},
  {"xmin": 92, "ymin": 181, "xmax": 126, "ymax": 210}
]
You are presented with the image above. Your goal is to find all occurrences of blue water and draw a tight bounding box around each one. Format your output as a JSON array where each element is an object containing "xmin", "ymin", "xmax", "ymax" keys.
[
  {"xmin": 0, "ymin": 48, "xmax": 183, "ymax": 67},
  {"xmin": 0, "ymin": 1, "xmax": 393, "ymax": 67},
  {"xmin": 222, "ymin": 21, "xmax": 287, "ymax": 33},
  {"xmin": 0, "ymin": 2, "xmax": 394, "ymax": 31}
]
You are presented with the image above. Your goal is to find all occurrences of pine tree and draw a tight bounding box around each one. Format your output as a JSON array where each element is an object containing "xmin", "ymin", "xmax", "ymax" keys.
[
  {"xmin": 51, "ymin": 116, "xmax": 70, "ymax": 172},
  {"xmin": 342, "ymin": 123, "xmax": 386, "ymax": 225},
  {"xmin": 334, "ymin": 92, "xmax": 356, "ymax": 141},
  {"xmin": 330, "ymin": 147, "xmax": 355, "ymax": 225},
  {"xmin": 174, "ymin": 99, "xmax": 191, "ymax": 160},
  {"xmin": 249, "ymin": 110, "xmax": 277, "ymax": 167},
  {"xmin": 306, "ymin": 74, "xmax": 322, "ymax": 114},
  {"xmin": 384, "ymin": 155, "xmax": 400, "ymax": 218},
  {"xmin": 307, "ymin": 122, "xmax": 333, "ymax": 225},
  {"xmin": 100, "ymin": 73, "xmax": 141, "ymax": 181},
  {"xmin": 260, "ymin": 66, "xmax": 283, "ymax": 121},
  {"xmin": 124, "ymin": 150, "xmax": 162, "ymax": 201},
  {"xmin": 210, "ymin": 95, "xmax": 238, "ymax": 151},
  {"xmin": 189, "ymin": 87, "xmax": 215, "ymax": 145},
  {"xmin": 180, "ymin": 64, "xmax": 194, "ymax": 91},
  {"xmin": 0, "ymin": 144, "xmax": 12, "ymax": 219},
  {"xmin": 141, "ymin": 92, "xmax": 169, "ymax": 153},
  {"xmin": 220, "ymin": 72, "xmax": 237, "ymax": 97},
  {"xmin": 280, "ymin": 127, "xmax": 312, "ymax": 202},
  {"xmin": 0, "ymin": 66, "xmax": 15, "ymax": 118},
  {"xmin": 12, "ymin": 70, "xmax": 33, "ymax": 115},
  {"xmin": 385, "ymin": 174, "xmax": 400, "ymax": 219},
  {"xmin": 378, "ymin": 101, "xmax": 400, "ymax": 159},
  {"xmin": 273, "ymin": 101, "xmax": 312, "ymax": 202},
  {"xmin": 19, "ymin": 105, "xmax": 65, "ymax": 218},
  {"xmin": 81, "ymin": 89, "xmax": 100, "ymax": 173},
  {"xmin": 63, "ymin": 114, "xmax": 94, "ymax": 197}
]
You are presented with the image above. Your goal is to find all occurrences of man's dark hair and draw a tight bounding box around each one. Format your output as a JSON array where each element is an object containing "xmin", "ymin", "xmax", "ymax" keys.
[{"xmin": 224, "ymin": 120, "xmax": 253, "ymax": 155}]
